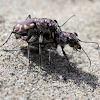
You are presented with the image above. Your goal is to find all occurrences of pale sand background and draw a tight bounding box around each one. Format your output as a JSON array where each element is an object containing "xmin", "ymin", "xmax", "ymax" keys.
[{"xmin": 0, "ymin": 0, "xmax": 100, "ymax": 100}]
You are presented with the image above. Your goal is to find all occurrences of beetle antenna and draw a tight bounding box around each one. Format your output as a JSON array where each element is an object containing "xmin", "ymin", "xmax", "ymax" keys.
[
  {"xmin": 78, "ymin": 39, "xmax": 99, "ymax": 49},
  {"xmin": 59, "ymin": 15, "xmax": 75, "ymax": 27},
  {"xmin": 3, "ymin": 49, "xmax": 20, "ymax": 51},
  {"xmin": 81, "ymin": 47, "xmax": 91, "ymax": 67},
  {"xmin": 0, "ymin": 32, "xmax": 13, "ymax": 47}
]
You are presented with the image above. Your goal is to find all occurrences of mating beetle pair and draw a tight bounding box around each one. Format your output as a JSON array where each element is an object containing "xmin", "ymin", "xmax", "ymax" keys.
[
  {"xmin": 0, "ymin": 15, "xmax": 99, "ymax": 66},
  {"xmin": 13, "ymin": 15, "xmax": 81, "ymax": 66}
]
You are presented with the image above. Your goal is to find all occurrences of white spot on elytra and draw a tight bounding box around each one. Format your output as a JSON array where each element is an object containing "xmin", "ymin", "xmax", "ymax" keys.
[{"xmin": 17, "ymin": 24, "xmax": 20, "ymax": 27}]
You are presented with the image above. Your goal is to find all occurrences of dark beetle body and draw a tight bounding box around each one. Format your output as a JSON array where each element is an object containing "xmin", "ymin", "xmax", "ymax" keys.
[
  {"xmin": 13, "ymin": 18, "xmax": 59, "ymax": 35},
  {"xmin": 13, "ymin": 17, "xmax": 62, "ymax": 50},
  {"xmin": 13, "ymin": 17, "xmax": 61, "ymax": 47},
  {"xmin": 59, "ymin": 31, "xmax": 81, "ymax": 50}
]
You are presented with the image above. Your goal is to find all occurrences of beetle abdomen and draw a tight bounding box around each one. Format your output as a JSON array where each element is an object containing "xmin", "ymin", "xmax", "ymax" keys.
[{"xmin": 13, "ymin": 18, "xmax": 35, "ymax": 33}]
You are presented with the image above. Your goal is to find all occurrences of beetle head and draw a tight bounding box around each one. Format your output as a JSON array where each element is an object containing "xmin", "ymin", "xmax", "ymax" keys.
[{"xmin": 63, "ymin": 32, "xmax": 81, "ymax": 50}]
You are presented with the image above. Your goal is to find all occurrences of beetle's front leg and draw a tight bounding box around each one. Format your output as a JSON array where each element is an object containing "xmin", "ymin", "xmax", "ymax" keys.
[{"xmin": 61, "ymin": 46, "xmax": 71, "ymax": 66}]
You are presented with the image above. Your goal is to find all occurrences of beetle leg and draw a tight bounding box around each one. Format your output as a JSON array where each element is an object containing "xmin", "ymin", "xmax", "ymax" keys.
[
  {"xmin": 48, "ymin": 47, "xmax": 52, "ymax": 65},
  {"xmin": 39, "ymin": 34, "xmax": 43, "ymax": 67},
  {"xmin": 48, "ymin": 48, "xmax": 51, "ymax": 64},
  {"xmin": 39, "ymin": 43, "xmax": 41, "ymax": 67},
  {"xmin": 27, "ymin": 30, "xmax": 32, "ymax": 66},
  {"xmin": 61, "ymin": 46, "xmax": 71, "ymax": 66},
  {"xmin": 27, "ymin": 34, "xmax": 38, "ymax": 67},
  {"xmin": 27, "ymin": 42, "xmax": 30, "ymax": 65},
  {"xmin": 28, "ymin": 35, "xmax": 37, "ymax": 43},
  {"xmin": 26, "ymin": 15, "xmax": 31, "ymax": 20},
  {"xmin": 48, "ymin": 47, "xmax": 57, "ymax": 65}
]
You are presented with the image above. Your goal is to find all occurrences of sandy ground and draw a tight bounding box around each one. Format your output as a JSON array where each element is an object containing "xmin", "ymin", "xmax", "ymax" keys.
[{"xmin": 0, "ymin": 0, "xmax": 100, "ymax": 100}]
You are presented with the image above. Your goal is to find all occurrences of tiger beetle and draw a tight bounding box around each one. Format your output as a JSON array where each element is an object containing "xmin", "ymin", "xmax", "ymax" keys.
[{"xmin": 0, "ymin": 15, "xmax": 99, "ymax": 67}]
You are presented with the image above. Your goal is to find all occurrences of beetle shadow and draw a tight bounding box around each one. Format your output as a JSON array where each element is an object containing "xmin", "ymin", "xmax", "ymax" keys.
[{"xmin": 20, "ymin": 46, "xmax": 99, "ymax": 90}]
